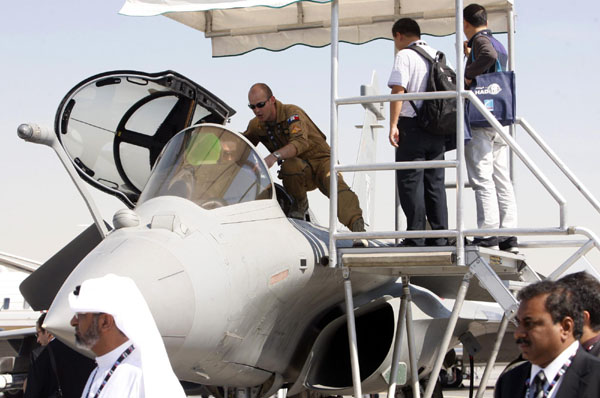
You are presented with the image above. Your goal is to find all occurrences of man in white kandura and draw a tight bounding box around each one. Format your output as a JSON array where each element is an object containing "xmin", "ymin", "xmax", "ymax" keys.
[{"xmin": 69, "ymin": 274, "xmax": 186, "ymax": 398}]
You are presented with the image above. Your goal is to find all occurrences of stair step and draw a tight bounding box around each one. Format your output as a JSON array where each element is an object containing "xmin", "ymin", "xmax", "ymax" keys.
[{"xmin": 341, "ymin": 246, "xmax": 528, "ymax": 308}]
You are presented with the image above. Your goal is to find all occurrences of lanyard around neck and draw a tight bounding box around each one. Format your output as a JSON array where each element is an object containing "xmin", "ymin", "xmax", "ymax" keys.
[
  {"xmin": 524, "ymin": 353, "xmax": 575, "ymax": 398},
  {"xmin": 86, "ymin": 344, "xmax": 135, "ymax": 398}
]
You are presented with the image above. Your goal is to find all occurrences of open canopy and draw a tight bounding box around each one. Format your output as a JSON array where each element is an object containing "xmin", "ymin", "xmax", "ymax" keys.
[
  {"xmin": 54, "ymin": 70, "xmax": 235, "ymax": 207},
  {"xmin": 119, "ymin": 0, "xmax": 514, "ymax": 57}
]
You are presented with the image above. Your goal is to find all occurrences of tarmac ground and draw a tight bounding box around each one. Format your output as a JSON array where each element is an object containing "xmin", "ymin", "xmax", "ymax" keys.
[{"xmin": 1, "ymin": 364, "xmax": 503, "ymax": 398}]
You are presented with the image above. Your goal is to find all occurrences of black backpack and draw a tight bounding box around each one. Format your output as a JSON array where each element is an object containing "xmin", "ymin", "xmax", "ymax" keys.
[{"xmin": 407, "ymin": 46, "xmax": 457, "ymax": 136}]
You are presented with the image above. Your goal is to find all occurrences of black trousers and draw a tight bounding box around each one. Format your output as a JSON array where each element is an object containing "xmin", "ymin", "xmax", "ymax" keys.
[{"xmin": 396, "ymin": 118, "xmax": 448, "ymax": 246}]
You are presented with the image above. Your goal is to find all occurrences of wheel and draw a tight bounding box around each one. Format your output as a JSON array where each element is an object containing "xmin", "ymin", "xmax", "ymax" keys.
[
  {"xmin": 4, "ymin": 389, "xmax": 24, "ymax": 398},
  {"xmin": 395, "ymin": 383, "xmax": 424, "ymax": 398},
  {"xmin": 442, "ymin": 366, "xmax": 463, "ymax": 388}
]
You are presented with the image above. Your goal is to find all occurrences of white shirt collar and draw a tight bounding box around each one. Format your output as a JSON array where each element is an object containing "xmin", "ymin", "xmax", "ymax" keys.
[
  {"xmin": 407, "ymin": 39, "xmax": 427, "ymax": 48},
  {"xmin": 95, "ymin": 339, "xmax": 133, "ymax": 370},
  {"xmin": 530, "ymin": 340, "xmax": 579, "ymax": 386}
]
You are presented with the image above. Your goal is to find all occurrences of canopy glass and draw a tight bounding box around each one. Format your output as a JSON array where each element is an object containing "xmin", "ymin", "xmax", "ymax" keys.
[
  {"xmin": 54, "ymin": 70, "xmax": 235, "ymax": 207},
  {"xmin": 139, "ymin": 125, "xmax": 273, "ymax": 209}
]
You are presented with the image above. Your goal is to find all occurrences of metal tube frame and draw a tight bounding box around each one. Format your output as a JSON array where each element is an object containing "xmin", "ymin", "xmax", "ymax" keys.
[
  {"xmin": 423, "ymin": 272, "xmax": 472, "ymax": 398},
  {"xmin": 475, "ymin": 314, "xmax": 510, "ymax": 398},
  {"xmin": 384, "ymin": 277, "xmax": 420, "ymax": 398},
  {"xmin": 517, "ymin": 117, "xmax": 600, "ymax": 214},
  {"xmin": 328, "ymin": 0, "xmax": 339, "ymax": 268},
  {"xmin": 328, "ymin": 4, "xmax": 598, "ymax": 257},
  {"xmin": 507, "ymin": 7, "xmax": 516, "ymax": 184},
  {"xmin": 334, "ymin": 226, "xmax": 568, "ymax": 242},
  {"xmin": 464, "ymin": 91, "xmax": 568, "ymax": 228},
  {"xmin": 403, "ymin": 278, "xmax": 421, "ymax": 398},
  {"xmin": 336, "ymin": 160, "xmax": 456, "ymax": 173},
  {"xmin": 395, "ymin": 180, "xmax": 402, "ymax": 246},
  {"xmin": 517, "ymin": 239, "xmax": 589, "ymax": 248},
  {"xmin": 386, "ymin": 283, "xmax": 408, "ymax": 398},
  {"xmin": 337, "ymin": 238, "xmax": 598, "ymax": 259},
  {"xmin": 343, "ymin": 272, "xmax": 362, "ymax": 398},
  {"xmin": 454, "ymin": 0, "xmax": 466, "ymax": 267},
  {"xmin": 468, "ymin": 107, "xmax": 566, "ymax": 227},
  {"xmin": 327, "ymin": 1, "xmax": 594, "ymax": 257},
  {"xmin": 547, "ymin": 240, "xmax": 596, "ymax": 281},
  {"xmin": 327, "ymin": 2, "xmax": 600, "ymax": 398},
  {"xmin": 573, "ymin": 226, "xmax": 600, "ymax": 249},
  {"xmin": 337, "ymin": 90, "xmax": 460, "ymax": 105}
]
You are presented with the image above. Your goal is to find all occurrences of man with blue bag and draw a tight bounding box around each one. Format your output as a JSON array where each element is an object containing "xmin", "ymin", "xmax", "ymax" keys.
[{"xmin": 463, "ymin": 3, "xmax": 518, "ymax": 253}]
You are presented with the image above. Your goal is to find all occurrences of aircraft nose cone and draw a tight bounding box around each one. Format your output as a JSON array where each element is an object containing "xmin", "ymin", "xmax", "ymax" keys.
[{"xmin": 44, "ymin": 233, "xmax": 195, "ymax": 356}]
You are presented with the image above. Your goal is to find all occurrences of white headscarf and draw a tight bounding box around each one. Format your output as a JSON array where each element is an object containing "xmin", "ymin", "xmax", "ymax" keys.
[{"xmin": 68, "ymin": 274, "xmax": 186, "ymax": 398}]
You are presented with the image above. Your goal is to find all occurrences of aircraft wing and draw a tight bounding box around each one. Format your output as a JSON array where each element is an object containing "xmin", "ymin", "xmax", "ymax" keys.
[
  {"xmin": 0, "ymin": 328, "xmax": 35, "ymax": 341},
  {"xmin": 19, "ymin": 224, "xmax": 106, "ymax": 311},
  {"xmin": 119, "ymin": 0, "xmax": 514, "ymax": 57},
  {"xmin": 0, "ymin": 252, "xmax": 40, "ymax": 274}
]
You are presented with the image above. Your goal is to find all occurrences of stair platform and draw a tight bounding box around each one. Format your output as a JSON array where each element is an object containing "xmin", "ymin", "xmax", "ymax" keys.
[{"xmin": 342, "ymin": 245, "xmax": 528, "ymax": 302}]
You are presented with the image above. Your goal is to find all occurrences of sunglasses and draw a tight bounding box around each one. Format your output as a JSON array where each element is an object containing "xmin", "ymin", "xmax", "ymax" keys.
[{"xmin": 248, "ymin": 98, "xmax": 270, "ymax": 110}]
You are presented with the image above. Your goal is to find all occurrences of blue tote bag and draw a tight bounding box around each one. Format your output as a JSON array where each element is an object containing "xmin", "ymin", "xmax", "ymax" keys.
[{"xmin": 466, "ymin": 62, "xmax": 516, "ymax": 128}]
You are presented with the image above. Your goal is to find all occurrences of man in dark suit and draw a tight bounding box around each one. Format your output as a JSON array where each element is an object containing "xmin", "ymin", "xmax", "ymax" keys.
[
  {"xmin": 24, "ymin": 312, "xmax": 95, "ymax": 398},
  {"xmin": 558, "ymin": 271, "xmax": 600, "ymax": 357},
  {"xmin": 495, "ymin": 280, "xmax": 600, "ymax": 398}
]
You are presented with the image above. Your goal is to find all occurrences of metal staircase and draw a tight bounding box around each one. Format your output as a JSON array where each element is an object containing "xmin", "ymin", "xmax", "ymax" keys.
[
  {"xmin": 340, "ymin": 241, "xmax": 542, "ymax": 398},
  {"xmin": 332, "ymin": 98, "xmax": 600, "ymax": 398},
  {"xmin": 318, "ymin": 2, "xmax": 600, "ymax": 398},
  {"xmin": 338, "ymin": 235, "xmax": 600, "ymax": 398},
  {"xmin": 332, "ymin": 107, "xmax": 600, "ymax": 398},
  {"xmin": 326, "ymin": 37, "xmax": 600, "ymax": 398}
]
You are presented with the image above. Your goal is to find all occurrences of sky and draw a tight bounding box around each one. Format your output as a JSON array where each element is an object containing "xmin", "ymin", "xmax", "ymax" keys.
[{"xmin": 1, "ymin": 0, "xmax": 600, "ymax": 275}]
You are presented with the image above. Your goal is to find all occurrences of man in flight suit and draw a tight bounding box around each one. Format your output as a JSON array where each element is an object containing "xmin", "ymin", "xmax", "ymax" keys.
[{"xmin": 243, "ymin": 83, "xmax": 367, "ymax": 242}]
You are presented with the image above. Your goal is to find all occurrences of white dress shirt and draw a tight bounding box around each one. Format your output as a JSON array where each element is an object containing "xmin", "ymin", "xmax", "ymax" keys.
[
  {"xmin": 529, "ymin": 340, "xmax": 579, "ymax": 398},
  {"xmin": 81, "ymin": 340, "xmax": 143, "ymax": 398}
]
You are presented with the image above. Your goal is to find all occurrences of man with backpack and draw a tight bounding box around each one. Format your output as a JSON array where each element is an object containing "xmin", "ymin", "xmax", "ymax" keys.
[
  {"xmin": 464, "ymin": 4, "xmax": 518, "ymax": 253},
  {"xmin": 387, "ymin": 17, "xmax": 449, "ymax": 247}
]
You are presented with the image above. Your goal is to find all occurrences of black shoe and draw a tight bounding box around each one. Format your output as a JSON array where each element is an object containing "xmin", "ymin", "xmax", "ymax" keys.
[
  {"xmin": 472, "ymin": 237, "xmax": 499, "ymax": 250},
  {"xmin": 425, "ymin": 238, "xmax": 448, "ymax": 247},
  {"xmin": 449, "ymin": 237, "xmax": 472, "ymax": 246},
  {"xmin": 352, "ymin": 238, "xmax": 369, "ymax": 248},
  {"xmin": 499, "ymin": 236, "xmax": 519, "ymax": 253},
  {"xmin": 397, "ymin": 239, "xmax": 422, "ymax": 247}
]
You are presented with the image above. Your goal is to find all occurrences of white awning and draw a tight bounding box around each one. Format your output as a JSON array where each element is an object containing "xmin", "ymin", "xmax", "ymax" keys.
[{"xmin": 119, "ymin": 0, "xmax": 514, "ymax": 57}]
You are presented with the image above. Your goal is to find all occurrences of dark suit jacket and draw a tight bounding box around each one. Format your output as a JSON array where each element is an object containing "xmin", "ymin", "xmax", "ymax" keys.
[
  {"xmin": 25, "ymin": 339, "xmax": 95, "ymax": 398},
  {"xmin": 588, "ymin": 340, "xmax": 600, "ymax": 358},
  {"xmin": 494, "ymin": 347, "xmax": 600, "ymax": 398}
]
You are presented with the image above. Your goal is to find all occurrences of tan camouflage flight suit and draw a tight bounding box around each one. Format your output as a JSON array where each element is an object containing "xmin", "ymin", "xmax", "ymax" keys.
[{"xmin": 244, "ymin": 100, "xmax": 363, "ymax": 229}]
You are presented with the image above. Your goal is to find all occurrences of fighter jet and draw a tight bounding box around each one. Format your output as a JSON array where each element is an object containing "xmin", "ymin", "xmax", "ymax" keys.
[{"xmin": 6, "ymin": 70, "xmax": 518, "ymax": 397}]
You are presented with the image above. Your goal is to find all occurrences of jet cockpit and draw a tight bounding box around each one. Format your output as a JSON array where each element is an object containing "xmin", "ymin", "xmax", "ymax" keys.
[{"xmin": 138, "ymin": 125, "xmax": 273, "ymax": 210}]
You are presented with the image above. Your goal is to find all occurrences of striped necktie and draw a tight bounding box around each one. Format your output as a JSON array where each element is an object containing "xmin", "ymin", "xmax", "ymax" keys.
[{"xmin": 532, "ymin": 371, "xmax": 547, "ymax": 398}]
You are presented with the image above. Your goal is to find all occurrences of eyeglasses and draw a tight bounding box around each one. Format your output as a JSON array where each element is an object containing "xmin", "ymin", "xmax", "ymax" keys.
[{"xmin": 248, "ymin": 98, "xmax": 270, "ymax": 110}]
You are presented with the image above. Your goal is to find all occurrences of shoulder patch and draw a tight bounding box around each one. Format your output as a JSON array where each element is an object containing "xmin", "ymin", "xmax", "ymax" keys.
[
  {"xmin": 290, "ymin": 125, "xmax": 301, "ymax": 135},
  {"xmin": 287, "ymin": 114, "xmax": 300, "ymax": 124}
]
